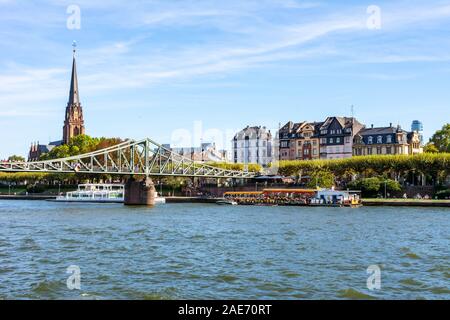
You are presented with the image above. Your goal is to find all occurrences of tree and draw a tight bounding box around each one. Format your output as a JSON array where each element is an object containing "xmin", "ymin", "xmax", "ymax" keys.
[
  {"xmin": 162, "ymin": 176, "xmax": 186, "ymax": 196},
  {"xmin": 429, "ymin": 124, "xmax": 450, "ymax": 153},
  {"xmin": 40, "ymin": 145, "xmax": 71, "ymax": 160},
  {"xmin": 348, "ymin": 177, "xmax": 401, "ymax": 197},
  {"xmin": 306, "ymin": 170, "xmax": 335, "ymax": 188},
  {"xmin": 69, "ymin": 135, "xmax": 100, "ymax": 155},
  {"xmin": 7, "ymin": 155, "xmax": 25, "ymax": 162},
  {"xmin": 39, "ymin": 135, "xmax": 123, "ymax": 160},
  {"xmin": 423, "ymin": 143, "xmax": 439, "ymax": 153}
]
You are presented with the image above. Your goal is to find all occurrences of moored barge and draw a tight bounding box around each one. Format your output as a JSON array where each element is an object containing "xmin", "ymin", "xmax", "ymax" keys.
[{"xmin": 224, "ymin": 188, "xmax": 362, "ymax": 207}]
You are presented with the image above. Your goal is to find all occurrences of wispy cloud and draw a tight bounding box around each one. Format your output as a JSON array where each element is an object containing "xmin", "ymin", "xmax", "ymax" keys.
[{"xmin": 1, "ymin": 0, "xmax": 450, "ymax": 116}]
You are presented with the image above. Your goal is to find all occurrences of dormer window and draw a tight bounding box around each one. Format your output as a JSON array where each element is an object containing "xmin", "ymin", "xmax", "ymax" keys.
[
  {"xmin": 377, "ymin": 136, "xmax": 383, "ymax": 144},
  {"xmin": 386, "ymin": 135, "xmax": 392, "ymax": 143},
  {"xmin": 368, "ymin": 136, "xmax": 373, "ymax": 144}
]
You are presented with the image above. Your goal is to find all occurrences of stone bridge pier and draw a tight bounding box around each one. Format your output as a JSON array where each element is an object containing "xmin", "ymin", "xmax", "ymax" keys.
[{"xmin": 124, "ymin": 177, "xmax": 156, "ymax": 206}]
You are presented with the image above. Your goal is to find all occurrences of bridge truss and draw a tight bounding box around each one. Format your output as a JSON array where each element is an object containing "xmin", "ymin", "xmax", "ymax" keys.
[{"xmin": 0, "ymin": 138, "xmax": 254, "ymax": 179}]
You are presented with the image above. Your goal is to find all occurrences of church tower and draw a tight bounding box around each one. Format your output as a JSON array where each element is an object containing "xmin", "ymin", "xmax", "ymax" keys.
[{"xmin": 63, "ymin": 42, "xmax": 85, "ymax": 145}]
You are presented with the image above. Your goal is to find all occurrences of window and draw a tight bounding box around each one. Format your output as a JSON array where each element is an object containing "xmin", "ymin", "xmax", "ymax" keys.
[
  {"xmin": 313, "ymin": 140, "xmax": 317, "ymax": 146},
  {"xmin": 386, "ymin": 147, "xmax": 392, "ymax": 154},
  {"xmin": 304, "ymin": 149, "xmax": 310, "ymax": 155},
  {"xmin": 336, "ymin": 138, "xmax": 341, "ymax": 143},
  {"xmin": 320, "ymin": 138, "xmax": 327, "ymax": 144},
  {"xmin": 313, "ymin": 149, "xmax": 318, "ymax": 155},
  {"xmin": 377, "ymin": 136, "xmax": 383, "ymax": 144},
  {"xmin": 377, "ymin": 147, "xmax": 382, "ymax": 155},
  {"xmin": 281, "ymin": 141, "xmax": 289, "ymax": 148},
  {"xmin": 298, "ymin": 141, "xmax": 302, "ymax": 147},
  {"xmin": 321, "ymin": 130, "xmax": 328, "ymax": 135},
  {"xmin": 345, "ymin": 137, "xmax": 351, "ymax": 143},
  {"xmin": 329, "ymin": 138, "xmax": 334, "ymax": 144},
  {"xmin": 386, "ymin": 135, "xmax": 392, "ymax": 143},
  {"xmin": 368, "ymin": 147, "xmax": 373, "ymax": 155},
  {"xmin": 337, "ymin": 129, "xmax": 342, "ymax": 134},
  {"xmin": 368, "ymin": 136, "xmax": 373, "ymax": 144}
]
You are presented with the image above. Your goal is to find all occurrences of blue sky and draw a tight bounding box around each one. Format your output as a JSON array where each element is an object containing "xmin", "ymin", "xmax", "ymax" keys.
[{"xmin": 1, "ymin": 0, "xmax": 450, "ymax": 158}]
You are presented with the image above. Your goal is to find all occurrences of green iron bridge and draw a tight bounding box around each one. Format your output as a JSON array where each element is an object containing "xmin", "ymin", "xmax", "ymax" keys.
[{"xmin": 0, "ymin": 138, "xmax": 255, "ymax": 179}]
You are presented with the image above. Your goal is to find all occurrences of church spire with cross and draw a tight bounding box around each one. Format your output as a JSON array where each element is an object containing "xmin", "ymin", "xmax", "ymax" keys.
[
  {"xmin": 63, "ymin": 41, "xmax": 85, "ymax": 145},
  {"xmin": 68, "ymin": 41, "xmax": 80, "ymax": 105}
]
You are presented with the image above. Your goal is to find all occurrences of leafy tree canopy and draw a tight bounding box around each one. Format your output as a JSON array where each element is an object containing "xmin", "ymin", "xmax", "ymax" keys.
[
  {"xmin": 423, "ymin": 143, "xmax": 439, "ymax": 153},
  {"xmin": 7, "ymin": 155, "xmax": 25, "ymax": 162},
  {"xmin": 306, "ymin": 170, "xmax": 335, "ymax": 189},
  {"xmin": 348, "ymin": 177, "xmax": 401, "ymax": 197},
  {"xmin": 39, "ymin": 135, "xmax": 124, "ymax": 160},
  {"xmin": 429, "ymin": 123, "xmax": 450, "ymax": 153}
]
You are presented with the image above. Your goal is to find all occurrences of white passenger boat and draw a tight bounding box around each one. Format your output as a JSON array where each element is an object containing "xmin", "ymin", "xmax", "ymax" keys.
[
  {"xmin": 54, "ymin": 183, "xmax": 167, "ymax": 204},
  {"xmin": 55, "ymin": 184, "xmax": 125, "ymax": 203}
]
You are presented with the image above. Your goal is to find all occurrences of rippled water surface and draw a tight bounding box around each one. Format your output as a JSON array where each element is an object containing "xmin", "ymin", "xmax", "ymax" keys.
[{"xmin": 0, "ymin": 200, "xmax": 449, "ymax": 300}]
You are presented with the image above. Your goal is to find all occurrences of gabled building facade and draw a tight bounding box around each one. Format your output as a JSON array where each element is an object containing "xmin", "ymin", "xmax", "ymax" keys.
[
  {"xmin": 278, "ymin": 121, "xmax": 321, "ymax": 161},
  {"xmin": 278, "ymin": 121, "xmax": 296, "ymax": 161},
  {"xmin": 232, "ymin": 126, "xmax": 273, "ymax": 166},
  {"xmin": 353, "ymin": 124, "xmax": 423, "ymax": 156},
  {"xmin": 318, "ymin": 117, "xmax": 364, "ymax": 159}
]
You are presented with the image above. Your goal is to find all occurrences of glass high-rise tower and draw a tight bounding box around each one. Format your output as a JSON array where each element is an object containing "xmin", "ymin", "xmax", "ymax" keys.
[{"xmin": 411, "ymin": 120, "xmax": 424, "ymax": 145}]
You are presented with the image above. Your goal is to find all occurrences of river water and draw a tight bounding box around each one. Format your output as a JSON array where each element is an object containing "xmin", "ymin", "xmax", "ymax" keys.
[{"xmin": 0, "ymin": 200, "xmax": 449, "ymax": 300}]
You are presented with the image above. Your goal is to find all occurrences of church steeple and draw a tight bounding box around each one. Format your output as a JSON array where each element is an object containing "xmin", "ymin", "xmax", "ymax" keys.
[
  {"xmin": 68, "ymin": 43, "xmax": 80, "ymax": 106},
  {"xmin": 63, "ymin": 41, "xmax": 85, "ymax": 145}
]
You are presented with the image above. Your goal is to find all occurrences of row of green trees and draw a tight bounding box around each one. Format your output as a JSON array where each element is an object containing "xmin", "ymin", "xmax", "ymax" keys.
[
  {"xmin": 277, "ymin": 153, "xmax": 450, "ymax": 186},
  {"xmin": 206, "ymin": 161, "xmax": 262, "ymax": 173},
  {"xmin": 347, "ymin": 177, "xmax": 402, "ymax": 197}
]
